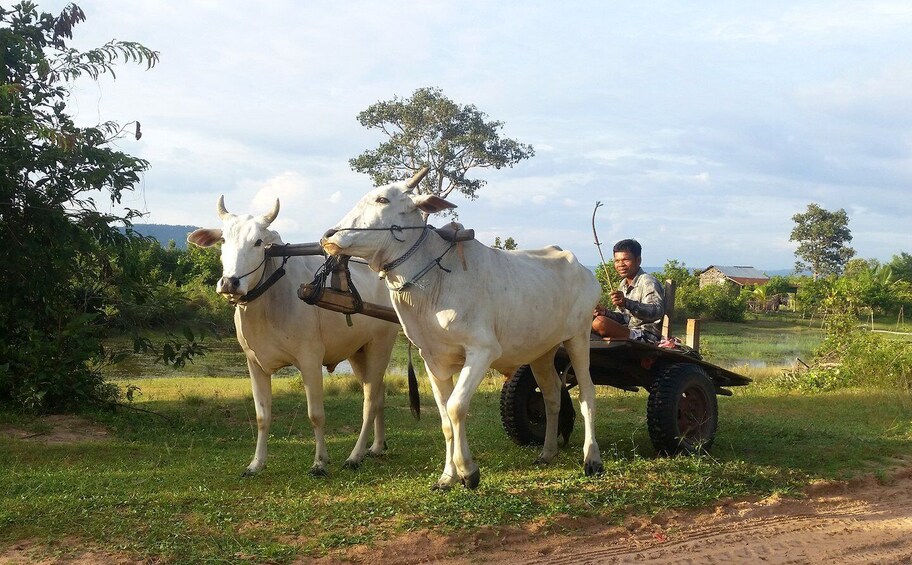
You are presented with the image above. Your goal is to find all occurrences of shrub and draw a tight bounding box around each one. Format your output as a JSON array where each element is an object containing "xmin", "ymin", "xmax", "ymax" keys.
[
  {"xmin": 774, "ymin": 284, "xmax": 912, "ymax": 392},
  {"xmin": 677, "ymin": 283, "xmax": 748, "ymax": 322}
]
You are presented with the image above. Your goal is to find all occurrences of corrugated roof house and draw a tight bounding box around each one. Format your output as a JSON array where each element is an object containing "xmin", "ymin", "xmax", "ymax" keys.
[{"xmin": 699, "ymin": 265, "xmax": 769, "ymax": 289}]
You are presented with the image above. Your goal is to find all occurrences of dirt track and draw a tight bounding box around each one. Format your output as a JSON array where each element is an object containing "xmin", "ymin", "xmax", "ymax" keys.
[{"xmin": 322, "ymin": 466, "xmax": 912, "ymax": 565}]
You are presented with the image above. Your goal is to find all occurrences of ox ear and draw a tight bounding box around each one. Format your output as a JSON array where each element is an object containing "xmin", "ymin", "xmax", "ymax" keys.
[
  {"xmin": 411, "ymin": 194, "xmax": 457, "ymax": 214},
  {"xmin": 187, "ymin": 228, "xmax": 224, "ymax": 248}
]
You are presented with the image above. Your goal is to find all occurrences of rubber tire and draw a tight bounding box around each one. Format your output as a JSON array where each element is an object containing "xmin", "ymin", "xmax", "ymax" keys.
[
  {"xmin": 647, "ymin": 363, "xmax": 718, "ymax": 455},
  {"xmin": 500, "ymin": 364, "xmax": 576, "ymax": 446}
]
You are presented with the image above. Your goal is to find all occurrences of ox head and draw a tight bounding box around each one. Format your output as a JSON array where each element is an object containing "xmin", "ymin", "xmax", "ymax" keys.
[
  {"xmin": 187, "ymin": 196, "xmax": 281, "ymax": 299},
  {"xmin": 321, "ymin": 169, "xmax": 456, "ymax": 270}
]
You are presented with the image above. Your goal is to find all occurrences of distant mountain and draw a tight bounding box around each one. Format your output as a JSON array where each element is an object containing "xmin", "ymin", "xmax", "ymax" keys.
[{"xmin": 126, "ymin": 224, "xmax": 199, "ymax": 249}]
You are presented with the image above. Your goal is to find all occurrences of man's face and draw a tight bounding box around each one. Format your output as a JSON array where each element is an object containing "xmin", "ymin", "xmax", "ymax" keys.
[{"xmin": 613, "ymin": 251, "xmax": 641, "ymax": 280}]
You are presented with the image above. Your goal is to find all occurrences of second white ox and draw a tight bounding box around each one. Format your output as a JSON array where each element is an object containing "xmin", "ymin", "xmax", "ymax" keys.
[
  {"xmin": 321, "ymin": 179, "xmax": 604, "ymax": 489},
  {"xmin": 189, "ymin": 197, "xmax": 398, "ymax": 476}
]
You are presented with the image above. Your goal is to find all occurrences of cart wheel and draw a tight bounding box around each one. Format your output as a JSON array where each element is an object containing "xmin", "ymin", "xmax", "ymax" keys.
[
  {"xmin": 647, "ymin": 363, "xmax": 718, "ymax": 455},
  {"xmin": 500, "ymin": 365, "xmax": 575, "ymax": 446}
]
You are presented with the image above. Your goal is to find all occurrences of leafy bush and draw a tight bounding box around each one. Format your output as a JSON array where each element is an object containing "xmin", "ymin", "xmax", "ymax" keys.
[
  {"xmin": 774, "ymin": 284, "xmax": 912, "ymax": 391},
  {"xmin": 0, "ymin": 3, "xmax": 206, "ymax": 412},
  {"xmin": 676, "ymin": 283, "xmax": 748, "ymax": 322}
]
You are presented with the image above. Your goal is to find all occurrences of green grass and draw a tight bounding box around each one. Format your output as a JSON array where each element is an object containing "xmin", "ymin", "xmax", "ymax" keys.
[{"xmin": 3, "ymin": 314, "xmax": 911, "ymax": 563}]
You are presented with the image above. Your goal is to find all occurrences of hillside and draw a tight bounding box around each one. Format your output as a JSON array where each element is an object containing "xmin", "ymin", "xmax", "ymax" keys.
[{"xmin": 127, "ymin": 224, "xmax": 199, "ymax": 249}]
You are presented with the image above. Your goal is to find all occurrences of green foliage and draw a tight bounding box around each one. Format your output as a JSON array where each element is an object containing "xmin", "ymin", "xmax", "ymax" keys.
[
  {"xmin": 840, "ymin": 258, "xmax": 906, "ymax": 314},
  {"xmin": 764, "ymin": 275, "xmax": 794, "ymax": 296},
  {"xmin": 492, "ymin": 236, "xmax": 518, "ymax": 250},
  {"xmin": 350, "ymin": 86, "xmax": 534, "ymax": 201},
  {"xmin": 675, "ymin": 283, "xmax": 748, "ymax": 322},
  {"xmin": 888, "ymin": 251, "xmax": 912, "ymax": 283},
  {"xmin": 593, "ymin": 262, "xmax": 615, "ymax": 306},
  {"xmin": 701, "ymin": 284, "xmax": 749, "ymax": 322},
  {"xmin": 0, "ymin": 2, "xmax": 208, "ymax": 412},
  {"xmin": 789, "ymin": 202, "xmax": 855, "ymax": 279},
  {"xmin": 654, "ymin": 259, "xmax": 697, "ymax": 288},
  {"xmin": 776, "ymin": 283, "xmax": 912, "ymax": 391}
]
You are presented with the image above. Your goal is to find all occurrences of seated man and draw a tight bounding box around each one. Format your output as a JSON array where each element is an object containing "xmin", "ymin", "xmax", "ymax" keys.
[{"xmin": 592, "ymin": 239, "xmax": 665, "ymax": 343}]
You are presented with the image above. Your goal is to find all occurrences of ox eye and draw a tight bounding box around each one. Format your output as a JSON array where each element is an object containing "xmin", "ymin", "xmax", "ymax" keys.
[
  {"xmin": 254, "ymin": 239, "xmax": 263, "ymax": 247},
  {"xmin": 375, "ymin": 196, "xmax": 390, "ymax": 204}
]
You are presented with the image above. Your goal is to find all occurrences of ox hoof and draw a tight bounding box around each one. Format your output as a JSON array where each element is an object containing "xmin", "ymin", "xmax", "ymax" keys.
[
  {"xmin": 584, "ymin": 460, "xmax": 605, "ymax": 477},
  {"xmin": 533, "ymin": 457, "xmax": 551, "ymax": 467},
  {"xmin": 431, "ymin": 482, "xmax": 453, "ymax": 492},
  {"xmin": 240, "ymin": 467, "xmax": 260, "ymax": 477},
  {"xmin": 460, "ymin": 468, "xmax": 481, "ymax": 490},
  {"xmin": 368, "ymin": 441, "xmax": 388, "ymax": 457},
  {"xmin": 309, "ymin": 466, "xmax": 328, "ymax": 477},
  {"xmin": 342, "ymin": 459, "xmax": 361, "ymax": 471}
]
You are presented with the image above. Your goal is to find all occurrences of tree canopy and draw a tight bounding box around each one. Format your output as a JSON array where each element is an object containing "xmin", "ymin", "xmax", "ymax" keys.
[
  {"xmin": 492, "ymin": 236, "xmax": 518, "ymax": 250},
  {"xmin": 789, "ymin": 203, "xmax": 855, "ymax": 279},
  {"xmin": 350, "ymin": 86, "xmax": 534, "ymax": 201},
  {"xmin": 889, "ymin": 252, "xmax": 912, "ymax": 283},
  {"xmin": 0, "ymin": 2, "xmax": 200, "ymax": 411}
]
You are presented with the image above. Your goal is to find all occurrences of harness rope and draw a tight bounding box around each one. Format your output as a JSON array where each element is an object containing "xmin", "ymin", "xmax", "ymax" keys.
[
  {"xmin": 301, "ymin": 255, "xmax": 364, "ymax": 315},
  {"xmin": 328, "ymin": 223, "xmax": 458, "ymax": 293},
  {"xmin": 233, "ymin": 245, "xmax": 291, "ymax": 305}
]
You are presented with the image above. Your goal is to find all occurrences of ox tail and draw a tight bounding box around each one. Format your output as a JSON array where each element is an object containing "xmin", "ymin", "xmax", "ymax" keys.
[{"xmin": 407, "ymin": 342, "xmax": 420, "ymax": 419}]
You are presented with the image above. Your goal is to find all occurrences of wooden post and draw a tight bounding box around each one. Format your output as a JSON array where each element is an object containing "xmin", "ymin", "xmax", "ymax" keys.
[
  {"xmin": 685, "ymin": 318, "xmax": 701, "ymax": 352},
  {"xmin": 661, "ymin": 279, "xmax": 675, "ymax": 339}
]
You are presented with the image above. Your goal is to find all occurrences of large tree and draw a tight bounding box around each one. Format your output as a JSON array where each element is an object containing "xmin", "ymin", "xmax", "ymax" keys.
[
  {"xmin": 789, "ymin": 203, "xmax": 855, "ymax": 280},
  {"xmin": 350, "ymin": 86, "xmax": 534, "ymax": 200},
  {"xmin": 888, "ymin": 252, "xmax": 912, "ymax": 283},
  {"xmin": 0, "ymin": 2, "xmax": 199, "ymax": 411}
]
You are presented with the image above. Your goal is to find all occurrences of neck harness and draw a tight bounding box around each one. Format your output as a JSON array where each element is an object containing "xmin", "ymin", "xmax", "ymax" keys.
[
  {"xmin": 232, "ymin": 245, "xmax": 291, "ymax": 305},
  {"xmin": 329, "ymin": 223, "xmax": 455, "ymax": 293}
]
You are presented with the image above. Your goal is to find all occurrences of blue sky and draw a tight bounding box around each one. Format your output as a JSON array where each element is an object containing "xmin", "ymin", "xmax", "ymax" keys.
[{"xmin": 56, "ymin": 1, "xmax": 912, "ymax": 270}]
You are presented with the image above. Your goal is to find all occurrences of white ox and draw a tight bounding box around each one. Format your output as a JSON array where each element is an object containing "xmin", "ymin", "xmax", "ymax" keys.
[
  {"xmin": 321, "ymin": 180, "xmax": 603, "ymax": 489},
  {"xmin": 188, "ymin": 198, "xmax": 398, "ymax": 476}
]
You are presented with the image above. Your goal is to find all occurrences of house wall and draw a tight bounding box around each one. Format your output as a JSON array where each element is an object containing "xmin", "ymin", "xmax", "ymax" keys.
[{"xmin": 699, "ymin": 267, "xmax": 729, "ymax": 289}]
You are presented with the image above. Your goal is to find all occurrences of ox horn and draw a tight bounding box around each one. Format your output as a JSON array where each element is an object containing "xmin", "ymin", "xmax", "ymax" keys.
[
  {"xmin": 404, "ymin": 166, "xmax": 430, "ymax": 191},
  {"xmin": 262, "ymin": 198, "xmax": 280, "ymax": 225},
  {"xmin": 217, "ymin": 195, "xmax": 230, "ymax": 220}
]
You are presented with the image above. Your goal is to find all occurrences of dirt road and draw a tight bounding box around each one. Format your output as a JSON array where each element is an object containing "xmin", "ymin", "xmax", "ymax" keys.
[{"xmin": 326, "ymin": 466, "xmax": 912, "ymax": 564}]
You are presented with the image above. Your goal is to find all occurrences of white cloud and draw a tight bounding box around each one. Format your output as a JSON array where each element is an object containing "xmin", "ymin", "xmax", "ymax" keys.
[{"xmin": 45, "ymin": 0, "xmax": 912, "ymax": 268}]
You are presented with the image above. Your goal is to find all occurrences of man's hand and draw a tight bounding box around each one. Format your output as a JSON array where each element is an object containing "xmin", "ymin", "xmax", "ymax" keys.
[{"xmin": 609, "ymin": 290, "xmax": 627, "ymax": 309}]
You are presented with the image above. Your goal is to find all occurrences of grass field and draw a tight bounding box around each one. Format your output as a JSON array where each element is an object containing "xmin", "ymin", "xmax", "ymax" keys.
[{"xmin": 3, "ymin": 314, "xmax": 911, "ymax": 563}]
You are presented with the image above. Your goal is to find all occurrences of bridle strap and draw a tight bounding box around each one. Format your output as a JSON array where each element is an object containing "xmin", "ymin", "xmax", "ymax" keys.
[
  {"xmin": 235, "ymin": 246, "xmax": 290, "ymax": 305},
  {"xmin": 381, "ymin": 225, "xmax": 432, "ymax": 273}
]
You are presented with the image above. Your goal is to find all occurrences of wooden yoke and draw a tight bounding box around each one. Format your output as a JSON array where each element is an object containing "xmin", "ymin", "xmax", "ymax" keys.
[{"xmin": 298, "ymin": 255, "xmax": 400, "ymax": 325}]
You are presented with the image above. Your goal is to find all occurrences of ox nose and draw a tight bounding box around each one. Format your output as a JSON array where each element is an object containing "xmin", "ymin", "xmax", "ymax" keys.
[
  {"xmin": 322, "ymin": 228, "xmax": 338, "ymax": 239},
  {"xmin": 218, "ymin": 276, "xmax": 240, "ymax": 293}
]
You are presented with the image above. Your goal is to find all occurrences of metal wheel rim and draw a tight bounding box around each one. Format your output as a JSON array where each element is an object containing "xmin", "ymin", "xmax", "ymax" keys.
[{"xmin": 678, "ymin": 384, "xmax": 711, "ymax": 439}]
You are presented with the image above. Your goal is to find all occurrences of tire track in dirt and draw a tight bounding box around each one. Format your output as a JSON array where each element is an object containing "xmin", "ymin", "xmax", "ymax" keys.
[
  {"xmin": 318, "ymin": 466, "xmax": 912, "ymax": 565},
  {"xmin": 522, "ymin": 469, "xmax": 912, "ymax": 565}
]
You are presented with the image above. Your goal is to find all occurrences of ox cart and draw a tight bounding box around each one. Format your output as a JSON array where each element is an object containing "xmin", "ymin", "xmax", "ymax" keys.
[
  {"xmin": 266, "ymin": 241, "xmax": 750, "ymax": 457},
  {"xmin": 500, "ymin": 338, "xmax": 751, "ymax": 456}
]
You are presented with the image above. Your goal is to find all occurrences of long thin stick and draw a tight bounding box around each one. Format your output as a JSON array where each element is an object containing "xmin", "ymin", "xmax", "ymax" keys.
[{"xmin": 591, "ymin": 201, "xmax": 614, "ymax": 288}]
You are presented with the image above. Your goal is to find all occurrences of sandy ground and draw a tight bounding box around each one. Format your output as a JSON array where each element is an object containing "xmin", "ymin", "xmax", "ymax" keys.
[
  {"xmin": 4, "ymin": 417, "xmax": 912, "ymax": 564},
  {"xmin": 319, "ymin": 466, "xmax": 912, "ymax": 565}
]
